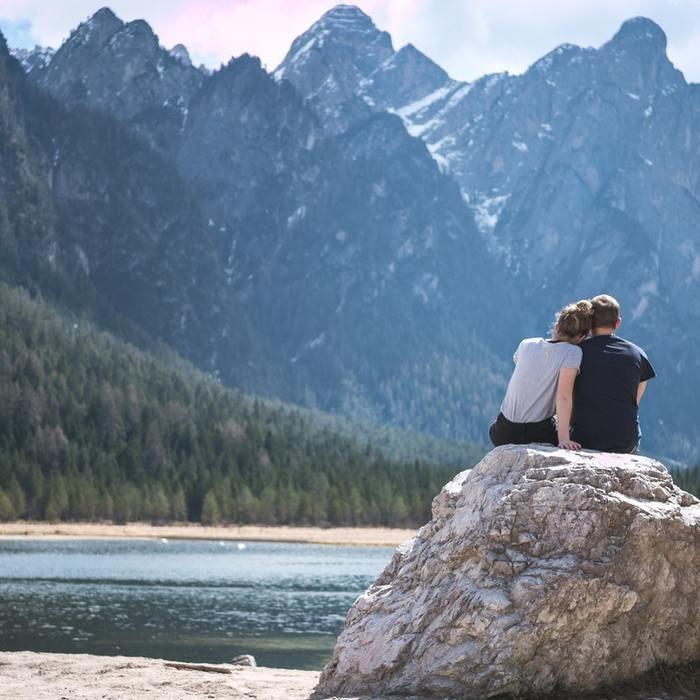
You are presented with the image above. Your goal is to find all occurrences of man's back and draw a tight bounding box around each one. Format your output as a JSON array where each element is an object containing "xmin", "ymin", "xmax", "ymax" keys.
[{"xmin": 572, "ymin": 335, "xmax": 655, "ymax": 452}]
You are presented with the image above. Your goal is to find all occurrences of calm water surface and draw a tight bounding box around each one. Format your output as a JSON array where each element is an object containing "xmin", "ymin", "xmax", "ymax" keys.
[{"xmin": 0, "ymin": 538, "xmax": 393, "ymax": 670}]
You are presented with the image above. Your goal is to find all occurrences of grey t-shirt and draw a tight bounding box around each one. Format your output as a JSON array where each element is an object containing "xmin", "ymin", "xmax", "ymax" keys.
[{"xmin": 500, "ymin": 338, "xmax": 582, "ymax": 423}]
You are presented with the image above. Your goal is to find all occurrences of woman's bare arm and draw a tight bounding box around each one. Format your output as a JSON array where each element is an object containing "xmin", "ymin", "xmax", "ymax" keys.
[{"xmin": 556, "ymin": 367, "xmax": 581, "ymax": 450}]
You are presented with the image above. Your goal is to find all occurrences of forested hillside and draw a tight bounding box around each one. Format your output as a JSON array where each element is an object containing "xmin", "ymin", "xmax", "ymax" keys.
[{"xmin": 0, "ymin": 283, "xmax": 481, "ymax": 527}]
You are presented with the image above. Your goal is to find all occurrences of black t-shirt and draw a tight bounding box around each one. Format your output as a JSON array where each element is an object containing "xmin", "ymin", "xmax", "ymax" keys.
[{"xmin": 572, "ymin": 335, "xmax": 656, "ymax": 452}]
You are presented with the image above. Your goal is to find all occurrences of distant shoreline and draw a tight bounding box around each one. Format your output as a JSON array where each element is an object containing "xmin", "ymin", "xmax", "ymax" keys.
[{"xmin": 0, "ymin": 521, "xmax": 415, "ymax": 547}]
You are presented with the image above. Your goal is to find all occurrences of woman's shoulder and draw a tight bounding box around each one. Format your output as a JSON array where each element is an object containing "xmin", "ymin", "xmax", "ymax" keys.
[
  {"xmin": 513, "ymin": 337, "xmax": 544, "ymax": 363},
  {"xmin": 530, "ymin": 338, "xmax": 583, "ymax": 360},
  {"xmin": 559, "ymin": 342, "xmax": 583, "ymax": 368},
  {"xmin": 519, "ymin": 336, "xmax": 546, "ymax": 347},
  {"xmin": 551, "ymin": 341, "xmax": 582, "ymax": 356}
]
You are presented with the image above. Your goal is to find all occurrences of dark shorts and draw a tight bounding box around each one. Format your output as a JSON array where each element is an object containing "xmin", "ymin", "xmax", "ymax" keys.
[{"xmin": 489, "ymin": 412, "xmax": 557, "ymax": 447}]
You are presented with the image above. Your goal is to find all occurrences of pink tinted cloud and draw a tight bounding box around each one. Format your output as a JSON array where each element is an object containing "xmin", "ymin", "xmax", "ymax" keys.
[
  {"xmin": 1, "ymin": 0, "xmax": 700, "ymax": 81},
  {"xmin": 156, "ymin": 0, "xmax": 414, "ymax": 70}
]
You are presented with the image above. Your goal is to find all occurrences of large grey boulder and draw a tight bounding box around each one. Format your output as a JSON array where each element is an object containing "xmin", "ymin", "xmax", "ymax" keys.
[{"xmin": 317, "ymin": 445, "xmax": 700, "ymax": 698}]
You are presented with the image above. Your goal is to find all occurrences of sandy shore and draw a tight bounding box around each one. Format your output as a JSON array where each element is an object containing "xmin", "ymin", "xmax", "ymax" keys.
[
  {"xmin": 0, "ymin": 521, "xmax": 415, "ymax": 547},
  {"xmin": 0, "ymin": 651, "xmax": 321, "ymax": 700}
]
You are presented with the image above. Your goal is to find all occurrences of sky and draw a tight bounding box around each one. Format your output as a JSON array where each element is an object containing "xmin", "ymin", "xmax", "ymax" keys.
[{"xmin": 2, "ymin": 0, "xmax": 700, "ymax": 82}]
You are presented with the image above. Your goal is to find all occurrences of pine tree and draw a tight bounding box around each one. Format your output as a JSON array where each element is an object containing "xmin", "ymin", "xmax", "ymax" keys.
[{"xmin": 201, "ymin": 490, "xmax": 221, "ymax": 526}]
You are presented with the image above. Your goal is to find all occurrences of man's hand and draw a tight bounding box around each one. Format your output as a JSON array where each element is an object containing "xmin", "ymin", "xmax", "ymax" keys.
[{"xmin": 558, "ymin": 440, "xmax": 581, "ymax": 450}]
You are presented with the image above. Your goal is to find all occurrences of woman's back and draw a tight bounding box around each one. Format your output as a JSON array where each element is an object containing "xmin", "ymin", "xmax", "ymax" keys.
[{"xmin": 501, "ymin": 338, "xmax": 582, "ymax": 423}]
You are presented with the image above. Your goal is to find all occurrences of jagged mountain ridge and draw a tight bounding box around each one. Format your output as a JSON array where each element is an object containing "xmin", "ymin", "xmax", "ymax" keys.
[
  {"xmin": 35, "ymin": 7, "xmax": 205, "ymax": 152},
  {"xmin": 6, "ymin": 5, "xmax": 700, "ymax": 457},
  {"xmin": 274, "ymin": 4, "xmax": 455, "ymax": 132}
]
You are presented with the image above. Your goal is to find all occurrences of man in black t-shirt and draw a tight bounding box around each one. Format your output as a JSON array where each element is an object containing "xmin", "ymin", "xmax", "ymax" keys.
[{"xmin": 572, "ymin": 294, "xmax": 656, "ymax": 453}]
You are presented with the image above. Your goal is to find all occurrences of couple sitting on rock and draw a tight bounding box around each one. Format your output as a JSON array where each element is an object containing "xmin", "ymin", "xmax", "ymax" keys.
[{"xmin": 490, "ymin": 294, "xmax": 655, "ymax": 453}]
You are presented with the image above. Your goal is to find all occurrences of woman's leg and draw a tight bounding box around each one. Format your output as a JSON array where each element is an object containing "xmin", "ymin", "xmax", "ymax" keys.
[
  {"xmin": 492, "ymin": 415, "xmax": 557, "ymax": 447},
  {"xmin": 530, "ymin": 417, "xmax": 558, "ymax": 446},
  {"xmin": 489, "ymin": 416, "xmax": 505, "ymax": 446},
  {"xmin": 490, "ymin": 413, "xmax": 544, "ymax": 446},
  {"xmin": 490, "ymin": 413, "xmax": 516, "ymax": 446}
]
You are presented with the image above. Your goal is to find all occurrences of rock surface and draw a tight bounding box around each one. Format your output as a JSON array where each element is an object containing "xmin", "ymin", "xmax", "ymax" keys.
[{"xmin": 317, "ymin": 445, "xmax": 700, "ymax": 698}]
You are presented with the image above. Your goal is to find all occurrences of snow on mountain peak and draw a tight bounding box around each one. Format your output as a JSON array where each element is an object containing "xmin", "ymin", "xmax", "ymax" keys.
[
  {"xmin": 10, "ymin": 45, "xmax": 55, "ymax": 73},
  {"xmin": 530, "ymin": 43, "xmax": 583, "ymax": 74},
  {"xmin": 119, "ymin": 19, "xmax": 158, "ymax": 43}
]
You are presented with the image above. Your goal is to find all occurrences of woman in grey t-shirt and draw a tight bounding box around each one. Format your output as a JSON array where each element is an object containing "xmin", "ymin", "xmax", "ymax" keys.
[{"xmin": 489, "ymin": 300, "xmax": 593, "ymax": 450}]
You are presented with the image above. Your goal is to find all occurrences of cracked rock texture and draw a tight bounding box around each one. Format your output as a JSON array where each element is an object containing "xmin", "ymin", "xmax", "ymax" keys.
[{"xmin": 317, "ymin": 445, "xmax": 700, "ymax": 698}]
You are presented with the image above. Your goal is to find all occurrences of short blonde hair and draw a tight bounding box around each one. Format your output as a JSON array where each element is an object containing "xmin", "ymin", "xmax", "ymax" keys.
[
  {"xmin": 554, "ymin": 299, "xmax": 594, "ymax": 339},
  {"xmin": 591, "ymin": 294, "xmax": 620, "ymax": 329}
]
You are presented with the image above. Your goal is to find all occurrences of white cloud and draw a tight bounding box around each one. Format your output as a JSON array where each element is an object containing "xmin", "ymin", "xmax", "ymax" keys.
[{"xmin": 368, "ymin": 0, "xmax": 700, "ymax": 82}]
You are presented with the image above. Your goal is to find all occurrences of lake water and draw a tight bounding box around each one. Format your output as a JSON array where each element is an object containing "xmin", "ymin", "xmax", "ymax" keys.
[{"xmin": 0, "ymin": 537, "xmax": 394, "ymax": 670}]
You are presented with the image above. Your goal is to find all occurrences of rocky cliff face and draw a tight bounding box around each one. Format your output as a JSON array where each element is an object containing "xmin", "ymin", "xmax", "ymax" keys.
[
  {"xmin": 249, "ymin": 111, "xmax": 512, "ymax": 434},
  {"xmin": 318, "ymin": 446, "xmax": 700, "ymax": 698},
  {"xmin": 274, "ymin": 5, "xmax": 453, "ymax": 133},
  {"xmin": 0, "ymin": 33, "xmax": 281, "ymax": 393},
  {"xmin": 273, "ymin": 4, "xmax": 392, "ymax": 133},
  {"xmin": 0, "ymin": 33, "xmax": 61, "ymax": 294},
  {"xmin": 176, "ymin": 56, "xmax": 513, "ymax": 434},
  {"xmin": 32, "ymin": 7, "xmax": 204, "ymax": 152}
]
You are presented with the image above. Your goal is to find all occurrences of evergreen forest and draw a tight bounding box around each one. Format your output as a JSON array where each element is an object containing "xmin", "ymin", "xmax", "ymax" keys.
[{"xmin": 0, "ymin": 283, "xmax": 481, "ymax": 527}]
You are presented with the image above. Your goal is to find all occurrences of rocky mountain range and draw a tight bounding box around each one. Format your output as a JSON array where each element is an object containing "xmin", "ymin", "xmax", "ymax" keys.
[{"xmin": 5, "ymin": 5, "xmax": 700, "ymax": 459}]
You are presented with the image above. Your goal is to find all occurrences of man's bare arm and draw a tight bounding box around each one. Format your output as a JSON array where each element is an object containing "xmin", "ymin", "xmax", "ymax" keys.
[{"xmin": 637, "ymin": 380, "xmax": 648, "ymax": 404}]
